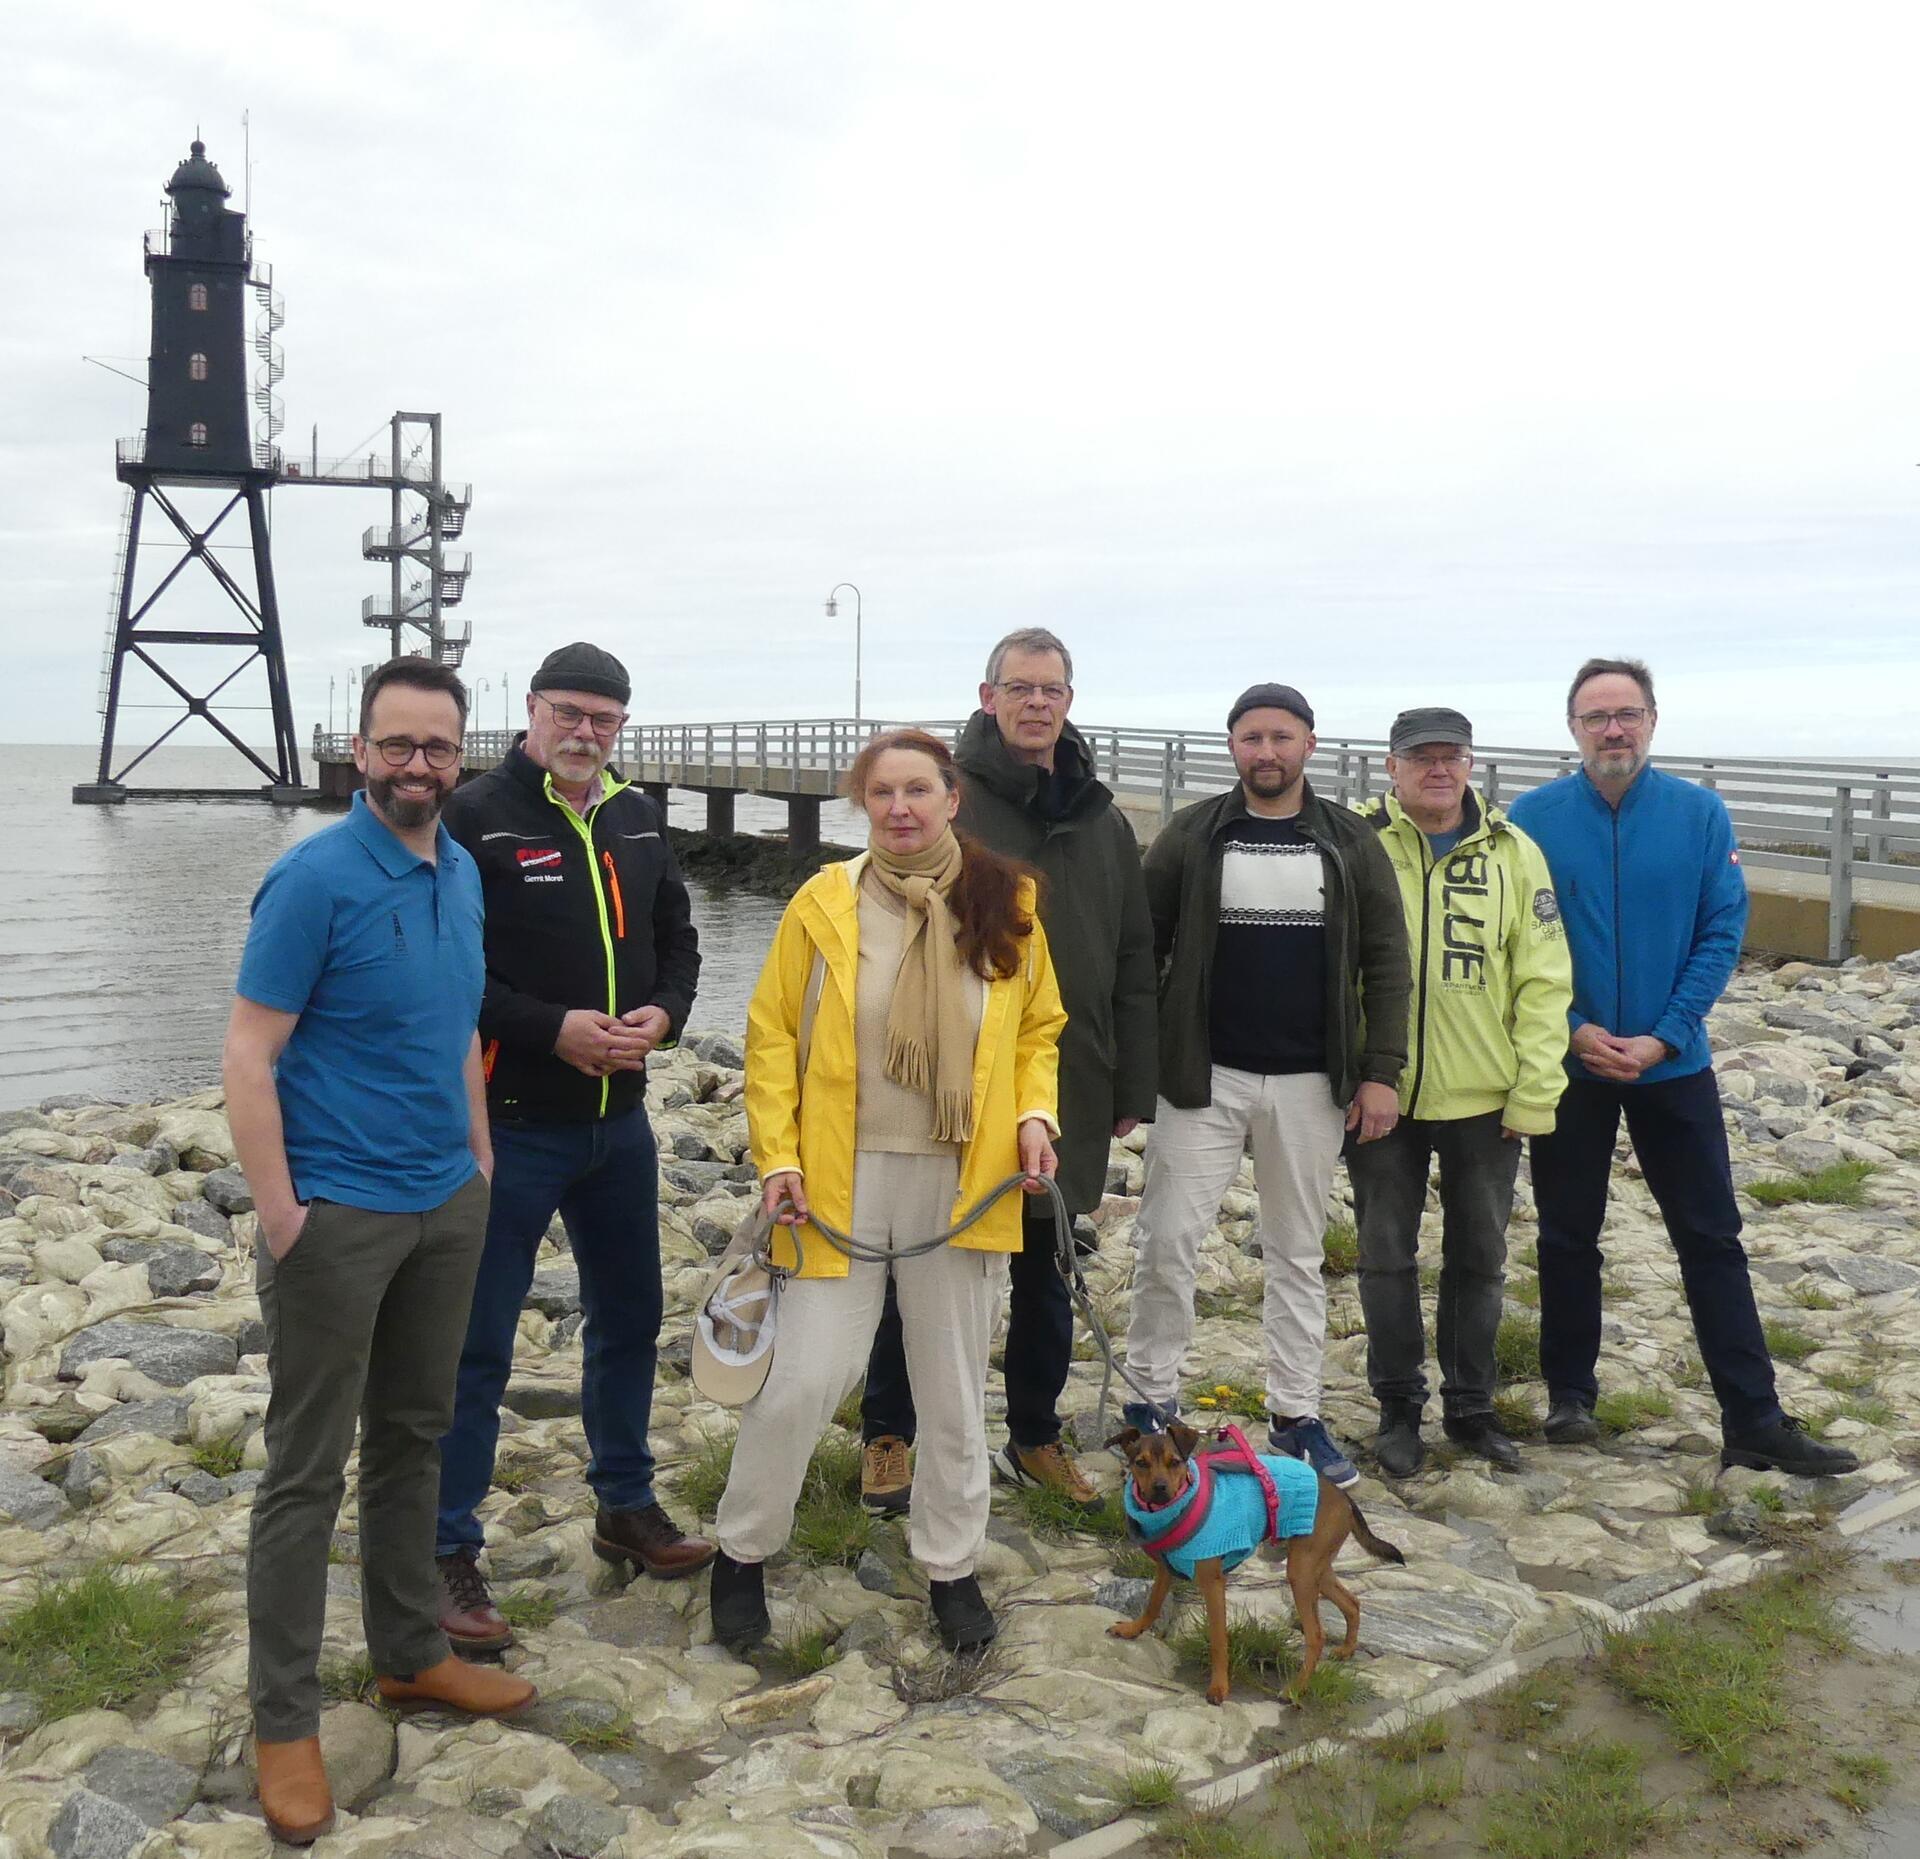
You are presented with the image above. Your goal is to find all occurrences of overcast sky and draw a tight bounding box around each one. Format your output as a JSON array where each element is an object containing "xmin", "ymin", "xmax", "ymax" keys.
[{"xmin": 8, "ymin": 0, "xmax": 1919, "ymax": 761}]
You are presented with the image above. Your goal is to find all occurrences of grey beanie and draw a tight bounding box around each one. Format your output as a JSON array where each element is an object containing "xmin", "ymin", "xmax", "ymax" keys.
[
  {"xmin": 532, "ymin": 642, "xmax": 630, "ymax": 705},
  {"xmin": 1227, "ymin": 682, "xmax": 1315, "ymax": 731}
]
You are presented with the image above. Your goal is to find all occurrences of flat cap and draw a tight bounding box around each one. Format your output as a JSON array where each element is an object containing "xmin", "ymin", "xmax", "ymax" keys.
[
  {"xmin": 1388, "ymin": 706, "xmax": 1473, "ymax": 754},
  {"xmin": 531, "ymin": 642, "xmax": 630, "ymax": 706},
  {"xmin": 1227, "ymin": 683, "xmax": 1315, "ymax": 731}
]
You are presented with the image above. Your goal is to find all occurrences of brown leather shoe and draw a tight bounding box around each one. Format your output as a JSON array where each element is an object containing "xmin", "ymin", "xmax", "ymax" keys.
[
  {"xmin": 376, "ymin": 1654, "xmax": 536, "ymax": 1716},
  {"xmin": 436, "ymin": 1548, "xmax": 514, "ymax": 1653},
  {"xmin": 860, "ymin": 1436, "xmax": 912, "ymax": 1516},
  {"xmin": 256, "ymin": 1734, "xmax": 334, "ymax": 1845},
  {"xmin": 592, "ymin": 1502, "xmax": 717, "ymax": 1579}
]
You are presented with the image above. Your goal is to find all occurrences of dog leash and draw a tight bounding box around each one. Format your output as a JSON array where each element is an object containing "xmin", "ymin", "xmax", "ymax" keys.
[{"xmin": 763, "ymin": 1173, "xmax": 1171, "ymax": 1450}]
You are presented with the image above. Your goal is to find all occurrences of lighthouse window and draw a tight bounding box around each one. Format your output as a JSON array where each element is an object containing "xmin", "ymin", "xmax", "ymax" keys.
[
  {"xmin": 188, "ymin": 283, "xmax": 208, "ymax": 311},
  {"xmin": 188, "ymin": 423, "xmax": 208, "ymax": 448},
  {"xmin": 188, "ymin": 353, "xmax": 208, "ymax": 382}
]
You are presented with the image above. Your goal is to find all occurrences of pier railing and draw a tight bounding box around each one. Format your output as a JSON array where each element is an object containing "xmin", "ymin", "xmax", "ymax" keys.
[{"xmin": 314, "ymin": 719, "xmax": 1920, "ymax": 961}]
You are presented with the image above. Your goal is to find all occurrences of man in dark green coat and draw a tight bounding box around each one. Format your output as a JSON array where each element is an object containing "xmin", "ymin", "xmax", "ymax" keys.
[{"xmin": 860, "ymin": 628, "xmax": 1158, "ymax": 1512}]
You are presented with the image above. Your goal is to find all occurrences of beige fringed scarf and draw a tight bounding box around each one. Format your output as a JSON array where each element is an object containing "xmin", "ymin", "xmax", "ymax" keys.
[{"xmin": 866, "ymin": 829, "xmax": 974, "ymax": 1143}]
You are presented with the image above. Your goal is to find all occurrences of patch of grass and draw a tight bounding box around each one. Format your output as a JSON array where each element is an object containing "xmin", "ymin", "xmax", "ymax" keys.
[
  {"xmin": 672, "ymin": 1431, "xmax": 737, "ymax": 1518},
  {"xmin": 1748, "ymin": 1160, "xmax": 1875, "ymax": 1207},
  {"xmin": 891, "ymin": 1642, "xmax": 1005, "ymax": 1705},
  {"xmin": 1495, "ymin": 1314, "xmax": 1542, "ymax": 1383},
  {"xmin": 1190, "ymin": 1379, "xmax": 1267, "ymax": 1422},
  {"xmin": 790, "ymin": 1432, "xmax": 874, "ymax": 1567},
  {"xmin": 1194, "ymin": 1288, "xmax": 1257, "ymax": 1322},
  {"xmin": 1374, "ymin": 1715, "xmax": 1450, "ymax": 1761},
  {"xmin": 189, "ymin": 1436, "xmax": 245, "ymax": 1478},
  {"xmin": 1008, "ymin": 1480, "xmax": 1128, "ymax": 1542},
  {"xmin": 1480, "ymin": 1669, "xmax": 1573, "ymax": 1744},
  {"xmin": 1480, "ymin": 1740, "xmax": 1661, "ymax": 1859},
  {"xmin": 1713, "ymin": 1562, "xmax": 1852, "ymax": 1655},
  {"xmin": 831, "ymin": 1381, "xmax": 866, "ymax": 1433},
  {"xmin": 1829, "ymin": 1750, "xmax": 1894, "ymax": 1815},
  {"xmin": 1761, "ymin": 1319, "xmax": 1820, "ymax": 1365},
  {"xmin": 1119, "ymin": 1758, "xmax": 1182, "ymax": 1812},
  {"xmin": 1680, "ymin": 1475, "xmax": 1721, "ymax": 1516},
  {"xmin": 496, "ymin": 1587, "xmax": 558, "ymax": 1630},
  {"xmin": 1112, "ymin": 1545, "xmax": 1158, "ymax": 1581},
  {"xmin": 1593, "ymin": 1389, "xmax": 1675, "ymax": 1435},
  {"xmin": 555, "ymin": 1706, "xmax": 639, "ymax": 1753},
  {"xmin": 1671, "ymin": 1353, "xmax": 1709, "ymax": 1390},
  {"xmin": 1166, "ymin": 1609, "xmax": 1364, "ymax": 1712},
  {"xmin": 1749, "ymin": 1483, "xmax": 1787, "ymax": 1514},
  {"xmin": 318, "ymin": 1651, "xmax": 380, "ymax": 1705},
  {"xmin": 767, "ymin": 1617, "xmax": 838, "ymax": 1678},
  {"xmin": 1493, "ymin": 1391, "xmax": 1541, "ymax": 1439},
  {"xmin": 1326, "ymin": 1302, "xmax": 1368, "ymax": 1340},
  {"xmin": 1832, "ymin": 1393, "xmax": 1895, "ymax": 1428},
  {"xmin": 0, "ymin": 1564, "xmax": 213, "ymax": 1720},
  {"xmin": 1321, "ymin": 1219, "xmax": 1359, "ymax": 1276},
  {"xmin": 1160, "ymin": 1807, "xmax": 1266, "ymax": 1859},
  {"xmin": 1298, "ymin": 1758, "xmax": 1461, "ymax": 1858},
  {"xmin": 490, "ymin": 1458, "xmax": 539, "ymax": 1494},
  {"xmin": 1788, "ymin": 1281, "xmax": 1842, "ymax": 1311},
  {"xmin": 1507, "ymin": 1273, "xmax": 1541, "ymax": 1308},
  {"xmin": 1418, "ymin": 1259, "xmax": 1443, "ymax": 1294},
  {"xmin": 1819, "ymin": 1364, "xmax": 1876, "ymax": 1395}
]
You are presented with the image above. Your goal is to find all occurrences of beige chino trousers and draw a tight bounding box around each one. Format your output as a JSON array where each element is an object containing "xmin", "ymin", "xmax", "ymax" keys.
[{"xmin": 716, "ymin": 1150, "xmax": 1008, "ymax": 1582}]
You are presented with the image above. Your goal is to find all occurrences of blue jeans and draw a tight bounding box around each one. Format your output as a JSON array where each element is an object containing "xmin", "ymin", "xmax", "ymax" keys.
[
  {"xmin": 1530, "ymin": 1069, "xmax": 1782, "ymax": 1435},
  {"xmin": 435, "ymin": 1107, "xmax": 663, "ymax": 1554}
]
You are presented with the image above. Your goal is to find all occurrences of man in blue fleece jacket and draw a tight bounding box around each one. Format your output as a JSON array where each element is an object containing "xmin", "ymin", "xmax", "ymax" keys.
[{"xmin": 1509, "ymin": 658, "xmax": 1856, "ymax": 1477}]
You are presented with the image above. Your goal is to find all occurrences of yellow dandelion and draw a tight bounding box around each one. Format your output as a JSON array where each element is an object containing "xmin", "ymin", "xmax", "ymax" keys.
[
  {"xmin": 1214, "ymin": 1384, "xmax": 1234, "ymax": 1397},
  {"xmin": 1194, "ymin": 1396, "xmax": 1218, "ymax": 1409}
]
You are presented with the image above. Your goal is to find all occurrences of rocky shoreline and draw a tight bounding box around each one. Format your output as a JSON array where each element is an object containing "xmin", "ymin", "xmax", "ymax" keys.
[{"xmin": 1, "ymin": 954, "xmax": 1917, "ymax": 1858}]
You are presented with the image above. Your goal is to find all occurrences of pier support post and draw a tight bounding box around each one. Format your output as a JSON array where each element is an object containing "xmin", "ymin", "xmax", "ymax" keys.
[
  {"xmin": 643, "ymin": 783, "xmax": 670, "ymax": 814},
  {"xmin": 705, "ymin": 790, "xmax": 736, "ymax": 837},
  {"xmin": 787, "ymin": 795, "xmax": 821, "ymax": 857}
]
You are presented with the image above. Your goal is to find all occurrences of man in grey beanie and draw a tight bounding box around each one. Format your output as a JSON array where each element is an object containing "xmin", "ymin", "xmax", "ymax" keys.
[{"xmin": 431, "ymin": 644, "xmax": 712, "ymax": 1651}]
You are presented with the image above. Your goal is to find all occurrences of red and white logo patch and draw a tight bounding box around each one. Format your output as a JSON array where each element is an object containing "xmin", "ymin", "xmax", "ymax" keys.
[
  {"xmin": 515, "ymin": 847, "xmax": 562, "ymax": 870},
  {"xmin": 1730, "ymin": 850, "xmax": 1741, "ymax": 865}
]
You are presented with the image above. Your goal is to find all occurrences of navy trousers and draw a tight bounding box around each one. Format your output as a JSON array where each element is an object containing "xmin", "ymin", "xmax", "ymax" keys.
[
  {"xmin": 435, "ymin": 1106, "xmax": 664, "ymax": 1553},
  {"xmin": 863, "ymin": 1198, "xmax": 1073, "ymax": 1450},
  {"xmin": 1529, "ymin": 1068, "xmax": 1782, "ymax": 1435}
]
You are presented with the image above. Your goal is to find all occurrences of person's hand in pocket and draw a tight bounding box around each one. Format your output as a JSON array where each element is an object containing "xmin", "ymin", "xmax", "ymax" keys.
[{"xmin": 260, "ymin": 1199, "xmax": 311, "ymax": 1262}]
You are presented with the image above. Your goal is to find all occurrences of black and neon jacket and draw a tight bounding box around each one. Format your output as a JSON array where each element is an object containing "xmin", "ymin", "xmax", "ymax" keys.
[{"xmin": 442, "ymin": 739, "xmax": 701, "ymax": 1123}]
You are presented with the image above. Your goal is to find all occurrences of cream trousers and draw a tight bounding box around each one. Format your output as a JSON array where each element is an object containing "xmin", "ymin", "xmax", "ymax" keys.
[
  {"xmin": 715, "ymin": 1149, "xmax": 1008, "ymax": 1582},
  {"xmin": 1124, "ymin": 1065, "xmax": 1348, "ymax": 1418}
]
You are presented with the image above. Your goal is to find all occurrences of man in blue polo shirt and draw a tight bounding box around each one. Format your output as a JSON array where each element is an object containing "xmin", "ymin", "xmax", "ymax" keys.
[
  {"xmin": 223, "ymin": 658, "xmax": 535, "ymax": 1847},
  {"xmin": 1510, "ymin": 656, "xmax": 1856, "ymax": 1481}
]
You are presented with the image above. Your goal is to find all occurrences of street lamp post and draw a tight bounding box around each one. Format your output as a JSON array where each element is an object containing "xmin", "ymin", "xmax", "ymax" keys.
[
  {"xmin": 327, "ymin": 675, "xmax": 336, "ymax": 735},
  {"xmin": 476, "ymin": 678, "xmax": 492, "ymax": 747},
  {"xmin": 825, "ymin": 583, "xmax": 862, "ymax": 723}
]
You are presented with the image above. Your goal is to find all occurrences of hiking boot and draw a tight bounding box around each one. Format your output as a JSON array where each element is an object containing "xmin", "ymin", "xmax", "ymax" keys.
[
  {"xmin": 861, "ymin": 1435, "xmax": 913, "ymax": 1515},
  {"xmin": 435, "ymin": 1548, "xmax": 513, "ymax": 1654},
  {"xmin": 1121, "ymin": 1399, "xmax": 1178, "ymax": 1434},
  {"xmin": 1372, "ymin": 1401, "xmax": 1425, "ymax": 1479},
  {"xmin": 1721, "ymin": 1414, "xmax": 1861, "ymax": 1478},
  {"xmin": 377, "ymin": 1655, "xmax": 536, "ymax": 1717},
  {"xmin": 1443, "ymin": 1412, "xmax": 1522, "ymax": 1471},
  {"xmin": 1268, "ymin": 1415, "xmax": 1359, "ymax": 1490},
  {"xmin": 1543, "ymin": 1398, "xmax": 1601, "ymax": 1446},
  {"xmin": 591, "ymin": 1502, "xmax": 716, "ymax": 1579},
  {"xmin": 929, "ymin": 1574, "xmax": 998, "ymax": 1652},
  {"xmin": 995, "ymin": 1439, "xmax": 1102, "ymax": 1510},
  {"xmin": 255, "ymin": 1735, "xmax": 334, "ymax": 1846},
  {"xmin": 709, "ymin": 1550, "xmax": 770, "ymax": 1654}
]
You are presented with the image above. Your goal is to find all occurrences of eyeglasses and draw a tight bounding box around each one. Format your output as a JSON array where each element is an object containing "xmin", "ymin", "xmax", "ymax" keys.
[
  {"xmin": 1399, "ymin": 750, "xmax": 1470, "ymax": 769},
  {"xmin": 996, "ymin": 681, "xmax": 1070, "ymax": 705},
  {"xmin": 369, "ymin": 736, "xmax": 461, "ymax": 770},
  {"xmin": 1573, "ymin": 707, "xmax": 1649, "ymax": 733},
  {"xmin": 536, "ymin": 695, "xmax": 628, "ymax": 736}
]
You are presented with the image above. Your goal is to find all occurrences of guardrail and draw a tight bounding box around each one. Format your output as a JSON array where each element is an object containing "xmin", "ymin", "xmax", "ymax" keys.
[{"xmin": 313, "ymin": 720, "xmax": 1920, "ymax": 961}]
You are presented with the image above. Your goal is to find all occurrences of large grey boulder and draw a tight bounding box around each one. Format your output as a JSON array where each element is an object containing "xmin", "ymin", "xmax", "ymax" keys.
[
  {"xmin": 81, "ymin": 1746, "xmax": 200, "ymax": 1827},
  {"xmin": 0, "ymin": 1460, "xmax": 66, "ymax": 1530},
  {"xmin": 58, "ymin": 1321, "xmax": 238, "ymax": 1387},
  {"xmin": 525, "ymin": 1268, "xmax": 583, "ymax": 1318},
  {"xmin": 48, "ymin": 1789, "xmax": 148, "ymax": 1859},
  {"xmin": 168, "ymin": 1199, "xmax": 233, "ymax": 1245},
  {"xmin": 143, "ymin": 1245, "xmax": 224, "ymax": 1299},
  {"xmin": 1812, "ymin": 1255, "xmax": 1920, "ymax": 1296},
  {"xmin": 199, "ymin": 1168, "xmax": 254, "ymax": 1214},
  {"xmin": 75, "ymin": 1396, "xmax": 193, "ymax": 1445}
]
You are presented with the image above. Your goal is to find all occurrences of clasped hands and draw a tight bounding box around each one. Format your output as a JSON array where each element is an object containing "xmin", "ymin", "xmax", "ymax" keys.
[
  {"xmin": 1571, "ymin": 1023, "xmax": 1669, "ymax": 1084},
  {"xmin": 555, "ymin": 1005, "xmax": 671, "ymax": 1077}
]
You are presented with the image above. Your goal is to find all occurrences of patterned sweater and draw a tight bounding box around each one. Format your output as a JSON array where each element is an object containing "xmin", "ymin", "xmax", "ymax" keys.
[{"xmin": 1123, "ymin": 1452, "xmax": 1321, "ymax": 1578}]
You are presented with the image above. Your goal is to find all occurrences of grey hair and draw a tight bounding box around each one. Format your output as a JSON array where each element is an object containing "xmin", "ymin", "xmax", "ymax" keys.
[
  {"xmin": 984, "ymin": 627, "xmax": 1074, "ymax": 688},
  {"xmin": 1566, "ymin": 656, "xmax": 1655, "ymax": 717}
]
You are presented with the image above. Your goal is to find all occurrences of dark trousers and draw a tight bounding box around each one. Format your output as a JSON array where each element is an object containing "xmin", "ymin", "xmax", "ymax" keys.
[
  {"xmin": 249, "ymin": 1171, "xmax": 489, "ymax": 1741},
  {"xmin": 1530, "ymin": 1069, "xmax": 1782, "ymax": 1435},
  {"xmin": 1352, "ymin": 1110, "xmax": 1517, "ymax": 1418},
  {"xmin": 436, "ymin": 1106, "xmax": 664, "ymax": 1555},
  {"xmin": 863, "ymin": 1198, "xmax": 1072, "ymax": 1449}
]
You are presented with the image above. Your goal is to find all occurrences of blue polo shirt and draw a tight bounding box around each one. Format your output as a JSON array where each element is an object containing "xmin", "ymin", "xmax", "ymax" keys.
[{"xmin": 237, "ymin": 791, "xmax": 485, "ymax": 1212}]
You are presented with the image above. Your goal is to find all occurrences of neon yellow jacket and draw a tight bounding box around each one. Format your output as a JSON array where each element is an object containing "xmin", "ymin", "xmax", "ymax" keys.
[
  {"xmin": 1355, "ymin": 792, "xmax": 1573, "ymax": 1134},
  {"xmin": 745, "ymin": 854, "xmax": 1067, "ymax": 1277}
]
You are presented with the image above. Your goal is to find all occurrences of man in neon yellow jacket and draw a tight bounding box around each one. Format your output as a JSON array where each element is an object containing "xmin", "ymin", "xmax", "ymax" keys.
[{"xmin": 1350, "ymin": 708, "xmax": 1572, "ymax": 1477}]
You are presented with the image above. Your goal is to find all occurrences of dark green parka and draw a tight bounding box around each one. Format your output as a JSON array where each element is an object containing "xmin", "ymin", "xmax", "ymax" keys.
[
  {"xmin": 954, "ymin": 712, "xmax": 1158, "ymax": 1214},
  {"xmin": 1142, "ymin": 779, "xmax": 1412, "ymax": 1112}
]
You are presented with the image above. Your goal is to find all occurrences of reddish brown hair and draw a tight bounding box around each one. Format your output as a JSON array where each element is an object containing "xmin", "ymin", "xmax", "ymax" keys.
[{"xmin": 845, "ymin": 729, "xmax": 1040, "ymax": 980}]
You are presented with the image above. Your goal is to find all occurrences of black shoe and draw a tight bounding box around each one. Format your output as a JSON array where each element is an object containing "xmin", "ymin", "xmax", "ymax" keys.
[
  {"xmin": 1721, "ymin": 1415, "xmax": 1861, "ymax": 1478},
  {"xmin": 928, "ymin": 1575, "xmax": 997, "ymax": 1653},
  {"xmin": 708, "ymin": 1551, "xmax": 770, "ymax": 1653},
  {"xmin": 1372, "ymin": 1401, "xmax": 1425, "ymax": 1478},
  {"xmin": 1443, "ymin": 1412, "xmax": 1522, "ymax": 1471},
  {"xmin": 1543, "ymin": 1398, "xmax": 1601, "ymax": 1446}
]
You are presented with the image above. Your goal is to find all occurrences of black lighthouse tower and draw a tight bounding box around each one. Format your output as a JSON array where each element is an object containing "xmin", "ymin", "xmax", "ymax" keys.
[{"xmin": 78, "ymin": 138, "xmax": 303, "ymax": 802}]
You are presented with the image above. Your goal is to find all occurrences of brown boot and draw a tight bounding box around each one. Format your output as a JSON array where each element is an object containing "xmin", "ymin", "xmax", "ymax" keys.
[
  {"xmin": 591, "ymin": 1502, "xmax": 717, "ymax": 1579},
  {"xmin": 436, "ymin": 1548, "xmax": 515, "ymax": 1653},
  {"xmin": 256, "ymin": 1735, "xmax": 334, "ymax": 1845},
  {"xmin": 376, "ymin": 1654, "xmax": 536, "ymax": 1716}
]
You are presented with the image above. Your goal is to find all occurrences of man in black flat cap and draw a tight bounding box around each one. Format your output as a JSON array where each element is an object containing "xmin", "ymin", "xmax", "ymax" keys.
[
  {"xmin": 1122, "ymin": 684, "xmax": 1410, "ymax": 1490},
  {"xmin": 432, "ymin": 644, "xmax": 712, "ymax": 1651}
]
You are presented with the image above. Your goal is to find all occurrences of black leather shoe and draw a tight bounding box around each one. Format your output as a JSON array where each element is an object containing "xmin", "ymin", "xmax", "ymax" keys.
[
  {"xmin": 929, "ymin": 1575, "xmax": 997, "ymax": 1653},
  {"xmin": 1722, "ymin": 1415, "xmax": 1860, "ymax": 1477},
  {"xmin": 1543, "ymin": 1398, "xmax": 1601, "ymax": 1446},
  {"xmin": 709, "ymin": 1551, "xmax": 770, "ymax": 1653},
  {"xmin": 1372, "ymin": 1401, "xmax": 1425, "ymax": 1478},
  {"xmin": 1444, "ymin": 1412, "xmax": 1522, "ymax": 1471}
]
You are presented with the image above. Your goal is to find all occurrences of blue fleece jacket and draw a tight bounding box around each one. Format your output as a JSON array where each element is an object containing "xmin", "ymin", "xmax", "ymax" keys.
[{"xmin": 1508, "ymin": 766, "xmax": 1746, "ymax": 1085}]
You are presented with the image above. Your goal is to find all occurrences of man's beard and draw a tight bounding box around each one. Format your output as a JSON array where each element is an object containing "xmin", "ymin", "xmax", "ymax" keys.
[
  {"xmin": 1244, "ymin": 763, "xmax": 1299, "ymax": 795},
  {"xmin": 367, "ymin": 772, "xmax": 448, "ymax": 829}
]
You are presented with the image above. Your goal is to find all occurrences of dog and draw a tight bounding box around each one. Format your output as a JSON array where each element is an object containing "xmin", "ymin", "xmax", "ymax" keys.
[{"xmin": 1105, "ymin": 1422, "xmax": 1405, "ymax": 1706}]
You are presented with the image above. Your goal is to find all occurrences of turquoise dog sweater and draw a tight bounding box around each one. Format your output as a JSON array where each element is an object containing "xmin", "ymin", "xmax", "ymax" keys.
[{"xmin": 1124, "ymin": 1451, "xmax": 1320, "ymax": 1577}]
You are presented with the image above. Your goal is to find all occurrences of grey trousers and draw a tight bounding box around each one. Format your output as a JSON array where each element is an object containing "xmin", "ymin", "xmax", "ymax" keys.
[{"xmin": 248, "ymin": 1171, "xmax": 489, "ymax": 1741}]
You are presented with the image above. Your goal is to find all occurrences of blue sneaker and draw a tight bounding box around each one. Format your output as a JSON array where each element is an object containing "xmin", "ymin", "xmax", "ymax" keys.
[
  {"xmin": 1269, "ymin": 1415, "xmax": 1359, "ymax": 1489},
  {"xmin": 1121, "ymin": 1399, "xmax": 1178, "ymax": 1435}
]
